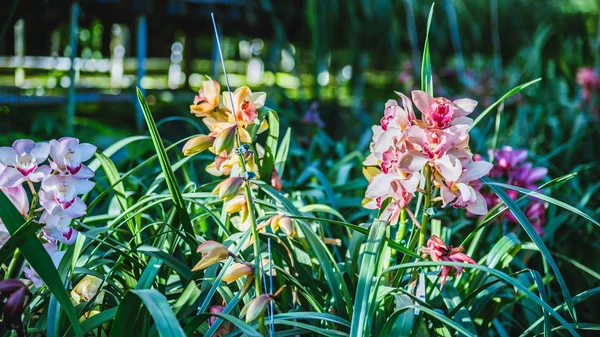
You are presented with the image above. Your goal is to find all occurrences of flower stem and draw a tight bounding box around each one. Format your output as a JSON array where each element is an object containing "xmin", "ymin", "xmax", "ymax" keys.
[
  {"xmin": 234, "ymin": 131, "xmax": 266, "ymax": 335},
  {"xmin": 397, "ymin": 208, "xmax": 407, "ymax": 243},
  {"xmin": 418, "ymin": 165, "xmax": 432, "ymax": 247},
  {"xmin": 5, "ymin": 249, "xmax": 21, "ymax": 280}
]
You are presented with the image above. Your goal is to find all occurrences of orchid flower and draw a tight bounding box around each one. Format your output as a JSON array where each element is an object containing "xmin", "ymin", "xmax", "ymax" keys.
[
  {"xmin": 0, "ymin": 140, "xmax": 51, "ymax": 187},
  {"xmin": 39, "ymin": 175, "xmax": 94, "ymax": 218},
  {"xmin": 412, "ymin": 90, "xmax": 477, "ymax": 129},
  {"xmin": 190, "ymin": 76, "xmax": 221, "ymax": 117},
  {"xmin": 221, "ymin": 86, "xmax": 266, "ymax": 126},
  {"xmin": 421, "ymin": 235, "xmax": 476, "ymax": 286},
  {"xmin": 380, "ymin": 92, "xmax": 416, "ymax": 131},
  {"xmin": 440, "ymin": 161, "xmax": 493, "ymax": 215},
  {"xmin": 40, "ymin": 210, "xmax": 78, "ymax": 244},
  {"xmin": 71, "ymin": 275, "xmax": 103, "ymax": 305},
  {"xmin": 49, "ymin": 137, "xmax": 96, "ymax": 178}
]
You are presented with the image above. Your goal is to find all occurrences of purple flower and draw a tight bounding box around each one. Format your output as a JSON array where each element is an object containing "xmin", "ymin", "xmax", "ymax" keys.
[{"xmin": 0, "ymin": 140, "xmax": 51, "ymax": 187}]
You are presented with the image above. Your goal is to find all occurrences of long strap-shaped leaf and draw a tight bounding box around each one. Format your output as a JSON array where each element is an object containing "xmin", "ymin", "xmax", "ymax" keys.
[
  {"xmin": 350, "ymin": 219, "xmax": 387, "ymax": 336},
  {"xmin": 0, "ymin": 192, "xmax": 84, "ymax": 336},
  {"xmin": 136, "ymin": 88, "xmax": 195, "ymax": 238},
  {"xmin": 482, "ymin": 176, "xmax": 577, "ymax": 323},
  {"xmin": 109, "ymin": 289, "xmax": 186, "ymax": 337}
]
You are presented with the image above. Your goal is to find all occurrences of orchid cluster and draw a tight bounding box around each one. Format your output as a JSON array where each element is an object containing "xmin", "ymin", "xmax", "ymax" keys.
[
  {"xmin": 183, "ymin": 76, "xmax": 287, "ymax": 235},
  {"xmin": 363, "ymin": 90, "xmax": 493, "ymax": 224},
  {"xmin": 0, "ymin": 138, "xmax": 95, "ymax": 286},
  {"xmin": 182, "ymin": 76, "xmax": 269, "ymax": 177},
  {"xmin": 475, "ymin": 146, "xmax": 548, "ymax": 236}
]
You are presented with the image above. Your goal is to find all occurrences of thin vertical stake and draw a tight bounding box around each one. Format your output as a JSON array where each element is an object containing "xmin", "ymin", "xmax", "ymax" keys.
[
  {"xmin": 66, "ymin": 2, "xmax": 79, "ymax": 136},
  {"xmin": 136, "ymin": 15, "xmax": 147, "ymax": 132}
]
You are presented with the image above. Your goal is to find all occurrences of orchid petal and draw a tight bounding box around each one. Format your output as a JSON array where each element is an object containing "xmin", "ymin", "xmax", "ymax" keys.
[{"xmin": 435, "ymin": 155, "xmax": 462, "ymax": 182}]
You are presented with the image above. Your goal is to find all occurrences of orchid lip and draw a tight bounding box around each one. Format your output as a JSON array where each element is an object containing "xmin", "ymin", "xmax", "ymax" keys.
[
  {"xmin": 16, "ymin": 163, "xmax": 37, "ymax": 176},
  {"xmin": 56, "ymin": 196, "xmax": 76, "ymax": 209},
  {"xmin": 66, "ymin": 163, "xmax": 82, "ymax": 175}
]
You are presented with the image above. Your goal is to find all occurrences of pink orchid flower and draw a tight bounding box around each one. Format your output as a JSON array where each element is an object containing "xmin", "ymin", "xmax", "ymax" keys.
[
  {"xmin": 49, "ymin": 137, "xmax": 96, "ymax": 178},
  {"xmin": 0, "ymin": 140, "xmax": 51, "ymax": 187},
  {"xmin": 411, "ymin": 90, "xmax": 477, "ymax": 129},
  {"xmin": 39, "ymin": 175, "xmax": 94, "ymax": 218},
  {"xmin": 380, "ymin": 92, "xmax": 416, "ymax": 131},
  {"xmin": 422, "ymin": 235, "xmax": 476, "ymax": 287},
  {"xmin": 440, "ymin": 161, "xmax": 493, "ymax": 215}
]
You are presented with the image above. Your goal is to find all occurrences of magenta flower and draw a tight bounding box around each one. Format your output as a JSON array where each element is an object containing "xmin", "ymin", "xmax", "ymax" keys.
[
  {"xmin": 0, "ymin": 140, "xmax": 51, "ymax": 187},
  {"xmin": 412, "ymin": 90, "xmax": 477, "ymax": 129}
]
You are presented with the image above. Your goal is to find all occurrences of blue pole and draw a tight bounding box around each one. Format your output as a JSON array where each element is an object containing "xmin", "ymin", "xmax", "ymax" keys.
[
  {"xmin": 66, "ymin": 2, "xmax": 79, "ymax": 136},
  {"xmin": 136, "ymin": 15, "xmax": 147, "ymax": 132}
]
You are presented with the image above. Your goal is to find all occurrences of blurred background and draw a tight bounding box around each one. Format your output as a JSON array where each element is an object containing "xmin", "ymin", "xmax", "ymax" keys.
[
  {"xmin": 0, "ymin": 0, "xmax": 598, "ymax": 142},
  {"xmin": 1, "ymin": 0, "xmax": 600, "ymax": 321}
]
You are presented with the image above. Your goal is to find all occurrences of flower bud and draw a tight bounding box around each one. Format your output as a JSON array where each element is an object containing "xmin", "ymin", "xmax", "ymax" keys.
[
  {"xmin": 271, "ymin": 168, "xmax": 282, "ymax": 191},
  {"xmin": 182, "ymin": 135, "xmax": 215, "ymax": 156},
  {"xmin": 224, "ymin": 195, "xmax": 249, "ymax": 223},
  {"xmin": 71, "ymin": 275, "xmax": 103, "ymax": 305},
  {"xmin": 213, "ymin": 125, "xmax": 237, "ymax": 154},
  {"xmin": 221, "ymin": 263, "xmax": 253, "ymax": 284},
  {"xmin": 193, "ymin": 241, "xmax": 229, "ymax": 271},
  {"xmin": 270, "ymin": 215, "xmax": 295, "ymax": 237},
  {"xmin": 4, "ymin": 287, "xmax": 28, "ymax": 324},
  {"xmin": 212, "ymin": 177, "xmax": 244, "ymax": 201},
  {"xmin": 241, "ymin": 294, "xmax": 270, "ymax": 323}
]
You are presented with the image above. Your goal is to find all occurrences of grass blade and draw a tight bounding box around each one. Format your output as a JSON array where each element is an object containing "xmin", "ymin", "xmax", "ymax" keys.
[
  {"xmin": 350, "ymin": 219, "xmax": 387, "ymax": 336},
  {"xmin": 136, "ymin": 88, "xmax": 195, "ymax": 238},
  {"xmin": 421, "ymin": 3, "xmax": 434, "ymax": 95},
  {"xmin": 470, "ymin": 78, "xmax": 541, "ymax": 130},
  {"xmin": 109, "ymin": 289, "xmax": 186, "ymax": 337},
  {"xmin": 482, "ymin": 176, "xmax": 577, "ymax": 323}
]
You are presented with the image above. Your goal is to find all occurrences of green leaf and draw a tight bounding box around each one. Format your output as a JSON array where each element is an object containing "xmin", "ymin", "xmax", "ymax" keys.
[
  {"xmin": 274, "ymin": 127, "xmax": 291, "ymax": 177},
  {"xmin": 440, "ymin": 283, "xmax": 477, "ymax": 335},
  {"xmin": 470, "ymin": 78, "xmax": 541, "ymax": 130},
  {"xmin": 421, "ymin": 3, "xmax": 434, "ymax": 95},
  {"xmin": 0, "ymin": 219, "xmax": 42, "ymax": 264},
  {"xmin": 486, "ymin": 233, "xmax": 521, "ymax": 269},
  {"xmin": 0, "ymin": 191, "xmax": 84, "ymax": 336},
  {"xmin": 136, "ymin": 88, "xmax": 195, "ymax": 238},
  {"xmin": 383, "ymin": 262, "xmax": 579, "ymax": 336},
  {"xmin": 350, "ymin": 219, "xmax": 387, "ymax": 336},
  {"xmin": 109, "ymin": 289, "xmax": 186, "ymax": 337},
  {"xmin": 260, "ymin": 110, "xmax": 280, "ymax": 183},
  {"xmin": 80, "ymin": 307, "xmax": 118, "ymax": 335},
  {"xmin": 483, "ymin": 180, "xmax": 600, "ymax": 228},
  {"xmin": 482, "ymin": 176, "xmax": 577, "ymax": 323},
  {"xmin": 135, "ymin": 256, "xmax": 163, "ymax": 289},
  {"xmin": 382, "ymin": 294, "xmax": 414, "ymax": 336}
]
